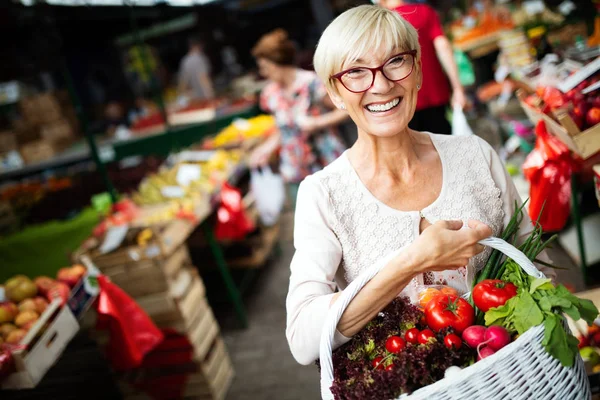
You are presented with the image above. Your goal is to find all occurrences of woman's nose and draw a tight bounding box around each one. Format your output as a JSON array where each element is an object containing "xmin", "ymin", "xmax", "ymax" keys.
[{"xmin": 370, "ymin": 69, "xmax": 394, "ymax": 94}]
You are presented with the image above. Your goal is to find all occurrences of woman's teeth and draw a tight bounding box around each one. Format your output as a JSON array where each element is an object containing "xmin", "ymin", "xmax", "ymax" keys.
[{"xmin": 366, "ymin": 97, "xmax": 401, "ymax": 113}]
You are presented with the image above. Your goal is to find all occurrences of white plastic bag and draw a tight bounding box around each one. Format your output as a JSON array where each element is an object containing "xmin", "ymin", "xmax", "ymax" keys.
[
  {"xmin": 452, "ymin": 105, "xmax": 474, "ymax": 137},
  {"xmin": 250, "ymin": 167, "xmax": 285, "ymax": 226}
]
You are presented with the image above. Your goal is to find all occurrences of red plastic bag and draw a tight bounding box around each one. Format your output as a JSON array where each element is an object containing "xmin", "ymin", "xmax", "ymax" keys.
[
  {"xmin": 127, "ymin": 329, "xmax": 195, "ymax": 400},
  {"xmin": 215, "ymin": 182, "xmax": 255, "ymax": 241},
  {"xmin": 96, "ymin": 275, "xmax": 164, "ymax": 371},
  {"xmin": 523, "ymin": 121, "xmax": 580, "ymax": 231}
]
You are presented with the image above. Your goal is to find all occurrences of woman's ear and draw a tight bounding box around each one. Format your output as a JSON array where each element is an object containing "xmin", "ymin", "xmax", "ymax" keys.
[
  {"xmin": 325, "ymin": 88, "xmax": 345, "ymax": 110},
  {"xmin": 416, "ymin": 59, "xmax": 423, "ymax": 89}
]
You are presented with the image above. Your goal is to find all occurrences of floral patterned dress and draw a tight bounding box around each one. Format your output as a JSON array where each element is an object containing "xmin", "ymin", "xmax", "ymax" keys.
[{"xmin": 259, "ymin": 69, "xmax": 346, "ymax": 183}]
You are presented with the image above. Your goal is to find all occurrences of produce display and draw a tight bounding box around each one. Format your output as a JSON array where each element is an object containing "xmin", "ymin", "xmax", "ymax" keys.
[
  {"xmin": 0, "ymin": 266, "xmax": 85, "ymax": 346},
  {"xmin": 523, "ymin": 73, "xmax": 600, "ymax": 132},
  {"xmin": 203, "ymin": 115, "xmax": 275, "ymax": 149},
  {"xmin": 327, "ymin": 204, "xmax": 598, "ymax": 399},
  {"xmin": 132, "ymin": 149, "xmax": 242, "ymax": 207}
]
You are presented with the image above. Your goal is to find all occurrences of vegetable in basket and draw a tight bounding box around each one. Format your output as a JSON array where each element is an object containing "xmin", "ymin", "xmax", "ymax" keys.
[{"xmin": 471, "ymin": 202, "xmax": 599, "ymax": 367}]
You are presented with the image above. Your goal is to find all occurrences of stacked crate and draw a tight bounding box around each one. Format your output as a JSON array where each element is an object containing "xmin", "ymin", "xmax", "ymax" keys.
[{"xmin": 82, "ymin": 222, "xmax": 234, "ymax": 400}]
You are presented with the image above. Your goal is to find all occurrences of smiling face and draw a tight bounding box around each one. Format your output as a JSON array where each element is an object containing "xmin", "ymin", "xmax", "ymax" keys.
[{"xmin": 328, "ymin": 48, "xmax": 421, "ymax": 138}]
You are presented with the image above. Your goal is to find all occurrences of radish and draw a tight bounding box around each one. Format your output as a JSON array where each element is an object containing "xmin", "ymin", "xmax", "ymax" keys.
[
  {"xmin": 477, "ymin": 346, "xmax": 495, "ymax": 361},
  {"xmin": 462, "ymin": 325, "xmax": 487, "ymax": 348},
  {"xmin": 483, "ymin": 326, "xmax": 511, "ymax": 351}
]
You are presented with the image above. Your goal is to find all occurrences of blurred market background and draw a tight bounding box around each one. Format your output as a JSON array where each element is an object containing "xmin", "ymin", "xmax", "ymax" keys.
[{"xmin": 0, "ymin": 0, "xmax": 600, "ymax": 399}]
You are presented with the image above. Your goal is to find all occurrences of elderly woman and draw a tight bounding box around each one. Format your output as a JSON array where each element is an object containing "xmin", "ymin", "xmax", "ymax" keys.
[
  {"xmin": 286, "ymin": 5, "xmax": 553, "ymax": 366},
  {"xmin": 249, "ymin": 29, "xmax": 348, "ymax": 206}
]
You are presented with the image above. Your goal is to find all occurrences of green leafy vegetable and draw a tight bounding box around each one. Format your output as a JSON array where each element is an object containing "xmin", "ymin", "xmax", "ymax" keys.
[
  {"xmin": 512, "ymin": 291, "xmax": 544, "ymax": 334},
  {"xmin": 542, "ymin": 314, "xmax": 579, "ymax": 367}
]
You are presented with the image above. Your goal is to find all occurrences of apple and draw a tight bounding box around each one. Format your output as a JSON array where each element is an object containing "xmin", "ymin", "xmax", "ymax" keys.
[
  {"xmin": 5, "ymin": 277, "xmax": 37, "ymax": 303},
  {"xmin": 569, "ymin": 112, "xmax": 584, "ymax": 130},
  {"xmin": 34, "ymin": 276, "xmax": 56, "ymax": 296},
  {"xmin": 14, "ymin": 310, "xmax": 39, "ymax": 328},
  {"xmin": 57, "ymin": 265, "xmax": 86, "ymax": 288},
  {"xmin": 32, "ymin": 297, "xmax": 48, "ymax": 314},
  {"xmin": 5, "ymin": 329, "xmax": 27, "ymax": 344},
  {"xmin": 0, "ymin": 323, "xmax": 17, "ymax": 339},
  {"xmin": 18, "ymin": 298, "xmax": 37, "ymax": 313},
  {"xmin": 586, "ymin": 107, "xmax": 600, "ymax": 127},
  {"xmin": 20, "ymin": 320, "xmax": 37, "ymax": 331},
  {"xmin": 0, "ymin": 302, "xmax": 18, "ymax": 324},
  {"xmin": 47, "ymin": 282, "xmax": 70, "ymax": 305}
]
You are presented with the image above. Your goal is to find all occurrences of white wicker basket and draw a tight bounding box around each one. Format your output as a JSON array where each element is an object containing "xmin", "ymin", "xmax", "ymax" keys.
[{"xmin": 319, "ymin": 237, "xmax": 591, "ymax": 400}]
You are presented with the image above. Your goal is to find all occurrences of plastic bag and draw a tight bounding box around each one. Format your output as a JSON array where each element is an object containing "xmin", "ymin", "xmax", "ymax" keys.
[
  {"xmin": 215, "ymin": 183, "xmax": 255, "ymax": 241},
  {"xmin": 451, "ymin": 105, "xmax": 474, "ymax": 137},
  {"xmin": 523, "ymin": 121, "xmax": 580, "ymax": 232},
  {"xmin": 250, "ymin": 167, "xmax": 285, "ymax": 226},
  {"xmin": 415, "ymin": 285, "xmax": 460, "ymax": 309},
  {"xmin": 96, "ymin": 275, "xmax": 164, "ymax": 371}
]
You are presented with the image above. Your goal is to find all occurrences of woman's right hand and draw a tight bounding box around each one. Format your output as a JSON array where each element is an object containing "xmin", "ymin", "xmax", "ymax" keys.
[{"xmin": 404, "ymin": 219, "xmax": 492, "ymax": 273}]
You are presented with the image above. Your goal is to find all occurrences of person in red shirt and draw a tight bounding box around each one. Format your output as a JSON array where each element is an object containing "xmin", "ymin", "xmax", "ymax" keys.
[{"xmin": 379, "ymin": 0, "xmax": 467, "ymax": 134}]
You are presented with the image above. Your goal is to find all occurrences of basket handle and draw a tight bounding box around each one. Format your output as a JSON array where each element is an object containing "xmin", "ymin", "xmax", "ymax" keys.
[{"xmin": 319, "ymin": 236, "xmax": 545, "ymax": 400}]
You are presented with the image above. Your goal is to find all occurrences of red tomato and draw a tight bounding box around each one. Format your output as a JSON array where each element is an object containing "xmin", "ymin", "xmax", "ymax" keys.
[
  {"xmin": 385, "ymin": 336, "xmax": 405, "ymax": 354},
  {"xmin": 472, "ymin": 280, "xmax": 518, "ymax": 313},
  {"xmin": 385, "ymin": 364, "xmax": 394, "ymax": 371},
  {"xmin": 418, "ymin": 329, "xmax": 436, "ymax": 345},
  {"xmin": 372, "ymin": 356, "xmax": 385, "ymax": 370},
  {"xmin": 425, "ymin": 294, "xmax": 474, "ymax": 334},
  {"xmin": 405, "ymin": 328, "xmax": 420, "ymax": 344},
  {"xmin": 444, "ymin": 333, "xmax": 463, "ymax": 350}
]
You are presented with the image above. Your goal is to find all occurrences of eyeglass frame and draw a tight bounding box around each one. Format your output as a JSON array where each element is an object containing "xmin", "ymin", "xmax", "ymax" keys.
[{"xmin": 330, "ymin": 50, "xmax": 418, "ymax": 94}]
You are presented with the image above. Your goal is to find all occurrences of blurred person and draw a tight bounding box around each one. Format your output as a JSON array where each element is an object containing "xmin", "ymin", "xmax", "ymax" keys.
[
  {"xmin": 249, "ymin": 29, "xmax": 348, "ymax": 207},
  {"xmin": 378, "ymin": 0, "xmax": 467, "ymax": 134},
  {"xmin": 285, "ymin": 5, "xmax": 554, "ymax": 365},
  {"xmin": 178, "ymin": 36, "xmax": 215, "ymax": 100}
]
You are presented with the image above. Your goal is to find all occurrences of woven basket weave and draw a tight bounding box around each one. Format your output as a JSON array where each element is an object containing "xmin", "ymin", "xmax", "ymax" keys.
[{"xmin": 319, "ymin": 237, "xmax": 591, "ymax": 400}]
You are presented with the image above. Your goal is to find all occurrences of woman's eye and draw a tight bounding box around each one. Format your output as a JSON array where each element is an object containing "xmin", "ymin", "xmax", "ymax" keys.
[
  {"xmin": 389, "ymin": 56, "xmax": 406, "ymax": 65},
  {"xmin": 345, "ymin": 69, "xmax": 367, "ymax": 77}
]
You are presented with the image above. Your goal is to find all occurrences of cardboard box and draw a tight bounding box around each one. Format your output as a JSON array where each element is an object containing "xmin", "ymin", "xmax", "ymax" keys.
[
  {"xmin": 19, "ymin": 140, "xmax": 56, "ymax": 164},
  {"xmin": 0, "ymin": 131, "xmax": 17, "ymax": 153},
  {"xmin": 19, "ymin": 93, "xmax": 63, "ymax": 126},
  {"xmin": 40, "ymin": 118, "xmax": 74, "ymax": 142},
  {"xmin": 1, "ymin": 300, "xmax": 80, "ymax": 390},
  {"xmin": 517, "ymin": 90, "xmax": 600, "ymax": 159}
]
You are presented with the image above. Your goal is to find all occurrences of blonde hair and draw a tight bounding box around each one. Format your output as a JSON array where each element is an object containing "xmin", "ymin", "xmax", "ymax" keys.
[{"xmin": 313, "ymin": 5, "xmax": 420, "ymax": 95}]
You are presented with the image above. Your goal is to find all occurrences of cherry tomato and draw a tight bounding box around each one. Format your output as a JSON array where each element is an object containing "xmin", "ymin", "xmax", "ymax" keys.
[
  {"xmin": 472, "ymin": 279, "xmax": 518, "ymax": 313},
  {"xmin": 405, "ymin": 328, "xmax": 420, "ymax": 344},
  {"xmin": 385, "ymin": 364, "xmax": 394, "ymax": 371},
  {"xmin": 418, "ymin": 329, "xmax": 436, "ymax": 345},
  {"xmin": 425, "ymin": 294, "xmax": 475, "ymax": 334},
  {"xmin": 385, "ymin": 336, "xmax": 405, "ymax": 354},
  {"xmin": 372, "ymin": 356, "xmax": 385, "ymax": 370},
  {"xmin": 444, "ymin": 333, "xmax": 463, "ymax": 350}
]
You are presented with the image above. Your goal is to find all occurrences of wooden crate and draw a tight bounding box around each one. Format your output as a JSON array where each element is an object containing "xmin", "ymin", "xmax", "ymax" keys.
[
  {"xmin": 228, "ymin": 222, "xmax": 280, "ymax": 268},
  {"xmin": 82, "ymin": 199, "xmax": 210, "ymax": 270},
  {"xmin": 517, "ymin": 90, "xmax": 600, "ymax": 159},
  {"xmin": 117, "ymin": 336, "xmax": 234, "ymax": 400},
  {"xmin": 1, "ymin": 300, "xmax": 80, "ymax": 390},
  {"xmin": 19, "ymin": 140, "xmax": 56, "ymax": 164},
  {"xmin": 94, "ymin": 245, "xmax": 192, "ymax": 298},
  {"xmin": 134, "ymin": 269, "xmax": 209, "ymax": 333}
]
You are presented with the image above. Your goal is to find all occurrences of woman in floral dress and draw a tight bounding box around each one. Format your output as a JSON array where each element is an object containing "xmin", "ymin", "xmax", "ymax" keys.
[{"xmin": 249, "ymin": 29, "xmax": 348, "ymax": 206}]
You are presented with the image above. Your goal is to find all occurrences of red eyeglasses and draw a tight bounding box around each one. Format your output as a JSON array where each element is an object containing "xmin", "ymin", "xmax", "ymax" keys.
[{"xmin": 331, "ymin": 50, "xmax": 417, "ymax": 93}]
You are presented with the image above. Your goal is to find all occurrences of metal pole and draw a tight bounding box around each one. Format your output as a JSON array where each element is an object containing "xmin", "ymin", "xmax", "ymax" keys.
[{"xmin": 127, "ymin": 2, "xmax": 173, "ymax": 146}]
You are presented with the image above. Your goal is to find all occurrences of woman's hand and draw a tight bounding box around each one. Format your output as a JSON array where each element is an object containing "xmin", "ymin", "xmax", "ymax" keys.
[
  {"xmin": 296, "ymin": 115, "xmax": 322, "ymax": 137},
  {"xmin": 452, "ymin": 88, "xmax": 468, "ymax": 110},
  {"xmin": 404, "ymin": 219, "xmax": 492, "ymax": 273}
]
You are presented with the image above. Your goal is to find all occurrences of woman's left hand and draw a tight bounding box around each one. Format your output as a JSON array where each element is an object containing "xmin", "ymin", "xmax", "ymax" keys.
[
  {"xmin": 296, "ymin": 115, "xmax": 322, "ymax": 137},
  {"xmin": 452, "ymin": 88, "xmax": 468, "ymax": 110}
]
